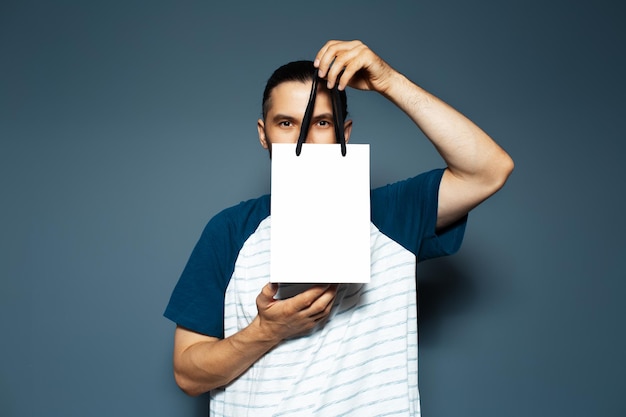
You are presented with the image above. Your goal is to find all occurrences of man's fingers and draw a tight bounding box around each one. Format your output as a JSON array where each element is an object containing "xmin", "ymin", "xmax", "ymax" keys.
[
  {"xmin": 315, "ymin": 40, "xmax": 361, "ymax": 81},
  {"xmin": 266, "ymin": 282, "xmax": 279, "ymax": 296},
  {"xmin": 325, "ymin": 42, "xmax": 366, "ymax": 89},
  {"xmin": 303, "ymin": 284, "xmax": 338, "ymax": 317},
  {"xmin": 309, "ymin": 287, "xmax": 337, "ymax": 319},
  {"xmin": 314, "ymin": 39, "xmax": 341, "ymax": 75},
  {"xmin": 257, "ymin": 283, "xmax": 278, "ymax": 306},
  {"xmin": 314, "ymin": 40, "xmax": 379, "ymax": 91},
  {"xmin": 284, "ymin": 284, "xmax": 325, "ymax": 310},
  {"xmin": 281, "ymin": 284, "xmax": 335, "ymax": 313},
  {"xmin": 334, "ymin": 58, "xmax": 366, "ymax": 91}
]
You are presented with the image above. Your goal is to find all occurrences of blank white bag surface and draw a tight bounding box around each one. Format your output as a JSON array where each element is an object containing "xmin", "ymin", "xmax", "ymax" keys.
[{"xmin": 270, "ymin": 143, "xmax": 371, "ymax": 283}]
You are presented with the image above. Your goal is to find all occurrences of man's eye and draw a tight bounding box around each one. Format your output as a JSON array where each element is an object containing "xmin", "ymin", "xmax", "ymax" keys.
[
  {"xmin": 317, "ymin": 120, "xmax": 331, "ymax": 127},
  {"xmin": 279, "ymin": 121, "xmax": 292, "ymax": 127}
]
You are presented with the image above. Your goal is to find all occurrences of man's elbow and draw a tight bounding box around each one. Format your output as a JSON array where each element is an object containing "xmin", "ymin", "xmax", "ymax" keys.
[
  {"xmin": 478, "ymin": 150, "xmax": 515, "ymax": 198},
  {"xmin": 174, "ymin": 369, "xmax": 209, "ymax": 397},
  {"xmin": 486, "ymin": 150, "xmax": 514, "ymax": 194}
]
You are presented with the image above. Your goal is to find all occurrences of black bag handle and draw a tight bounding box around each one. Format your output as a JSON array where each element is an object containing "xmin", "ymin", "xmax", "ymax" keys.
[{"xmin": 295, "ymin": 76, "xmax": 346, "ymax": 157}]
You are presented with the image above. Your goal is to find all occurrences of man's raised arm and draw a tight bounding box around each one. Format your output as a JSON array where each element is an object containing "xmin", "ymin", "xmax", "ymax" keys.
[{"xmin": 315, "ymin": 40, "xmax": 514, "ymax": 229}]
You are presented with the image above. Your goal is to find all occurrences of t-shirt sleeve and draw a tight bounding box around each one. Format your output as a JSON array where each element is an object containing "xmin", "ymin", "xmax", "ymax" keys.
[
  {"xmin": 371, "ymin": 168, "xmax": 467, "ymax": 262},
  {"xmin": 163, "ymin": 196, "xmax": 270, "ymax": 338},
  {"xmin": 163, "ymin": 214, "xmax": 234, "ymax": 338}
]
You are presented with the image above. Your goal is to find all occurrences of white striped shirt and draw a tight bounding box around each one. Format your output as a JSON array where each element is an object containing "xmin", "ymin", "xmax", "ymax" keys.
[{"xmin": 212, "ymin": 218, "xmax": 419, "ymax": 416}]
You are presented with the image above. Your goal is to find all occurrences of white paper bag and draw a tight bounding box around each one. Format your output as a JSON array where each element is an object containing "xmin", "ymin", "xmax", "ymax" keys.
[{"xmin": 270, "ymin": 143, "xmax": 370, "ymax": 284}]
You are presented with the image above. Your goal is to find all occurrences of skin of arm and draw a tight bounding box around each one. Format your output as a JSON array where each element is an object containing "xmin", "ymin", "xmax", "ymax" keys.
[{"xmin": 315, "ymin": 40, "xmax": 514, "ymax": 230}]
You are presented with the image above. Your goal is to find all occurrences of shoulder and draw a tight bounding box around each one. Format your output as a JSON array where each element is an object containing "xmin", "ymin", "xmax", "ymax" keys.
[
  {"xmin": 163, "ymin": 195, "xmax": 271, "ymax": 338},
  {"xmin": 371, "ymin": 168, "xmax": 445, "ymax": 208},
  {"xmin": 212, "ymin": 194, "xmax": 271, "ymax": 221},
  {"xmin": 192, "ymin": 195, "xmax": 271, "ymax": 269},
  {"xmin": 370, "ymin": 169, "xmax": 464, "ymax": 260},
  {"xmin": 203, "ymin": 195, "xmax": 271, "ymax": 237}
]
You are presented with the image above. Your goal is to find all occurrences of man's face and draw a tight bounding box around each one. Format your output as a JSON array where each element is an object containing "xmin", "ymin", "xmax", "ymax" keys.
[{"xmin": 258, "ymin": 80, "xmax": 352, "ymax": 151}]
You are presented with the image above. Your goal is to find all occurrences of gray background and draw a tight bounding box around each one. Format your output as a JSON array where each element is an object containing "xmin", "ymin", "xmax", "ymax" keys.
[{"xmin": 1, "ymin": 0, "xmax": 624, "ymax": 416}]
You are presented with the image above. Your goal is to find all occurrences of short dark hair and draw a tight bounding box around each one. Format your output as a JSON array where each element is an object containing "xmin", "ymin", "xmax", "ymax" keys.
[{"xmin": 262, "ymin": 60, "xmax": 348, "ymax": 120}]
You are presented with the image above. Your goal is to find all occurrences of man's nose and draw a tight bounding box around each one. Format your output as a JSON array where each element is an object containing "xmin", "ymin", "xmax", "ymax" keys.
[
  {"xmin": 306, "ymin": 129, "xmax": 328, "ymax": 144},
  {"xmin": 305, "ymin": 130, "xmax": 317, "ymax": 144}
]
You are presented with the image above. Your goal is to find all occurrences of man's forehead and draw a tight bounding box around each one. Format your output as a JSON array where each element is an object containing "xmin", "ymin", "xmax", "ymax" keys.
[
  {"xmin": 266, "ymin": 80, "xmax": 332, "ymax": 116},
  {"xmin": 271, "ymin": 80, "xmax": 313, "ymax": 101}
]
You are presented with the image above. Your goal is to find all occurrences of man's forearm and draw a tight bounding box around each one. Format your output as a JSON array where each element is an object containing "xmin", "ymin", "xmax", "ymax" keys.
[
  {"xmin": 173, "ymin": 283, "xmax": 338, "ymax": 396},
  {"xmin": 174, "ymin": 318, "xmax": 279, "ymax": 396}
]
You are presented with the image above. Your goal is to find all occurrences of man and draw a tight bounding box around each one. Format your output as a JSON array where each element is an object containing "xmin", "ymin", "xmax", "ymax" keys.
[{"xmin": 164, "ymin": 40, "xmax": 513, "ymax": 416}]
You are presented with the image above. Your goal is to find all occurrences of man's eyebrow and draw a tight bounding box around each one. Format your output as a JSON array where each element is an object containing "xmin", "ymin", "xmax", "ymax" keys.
[
  {"xmin": 311, "ymin": 113, "xmax": 334, "ymax": 121},
  {"xmin": 270, "ymin": 112, "xmax": 334, "ymax": 123},
  {"xmin": 270, "ymin": 114, "xmax": 299, "ymax": 122}
]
